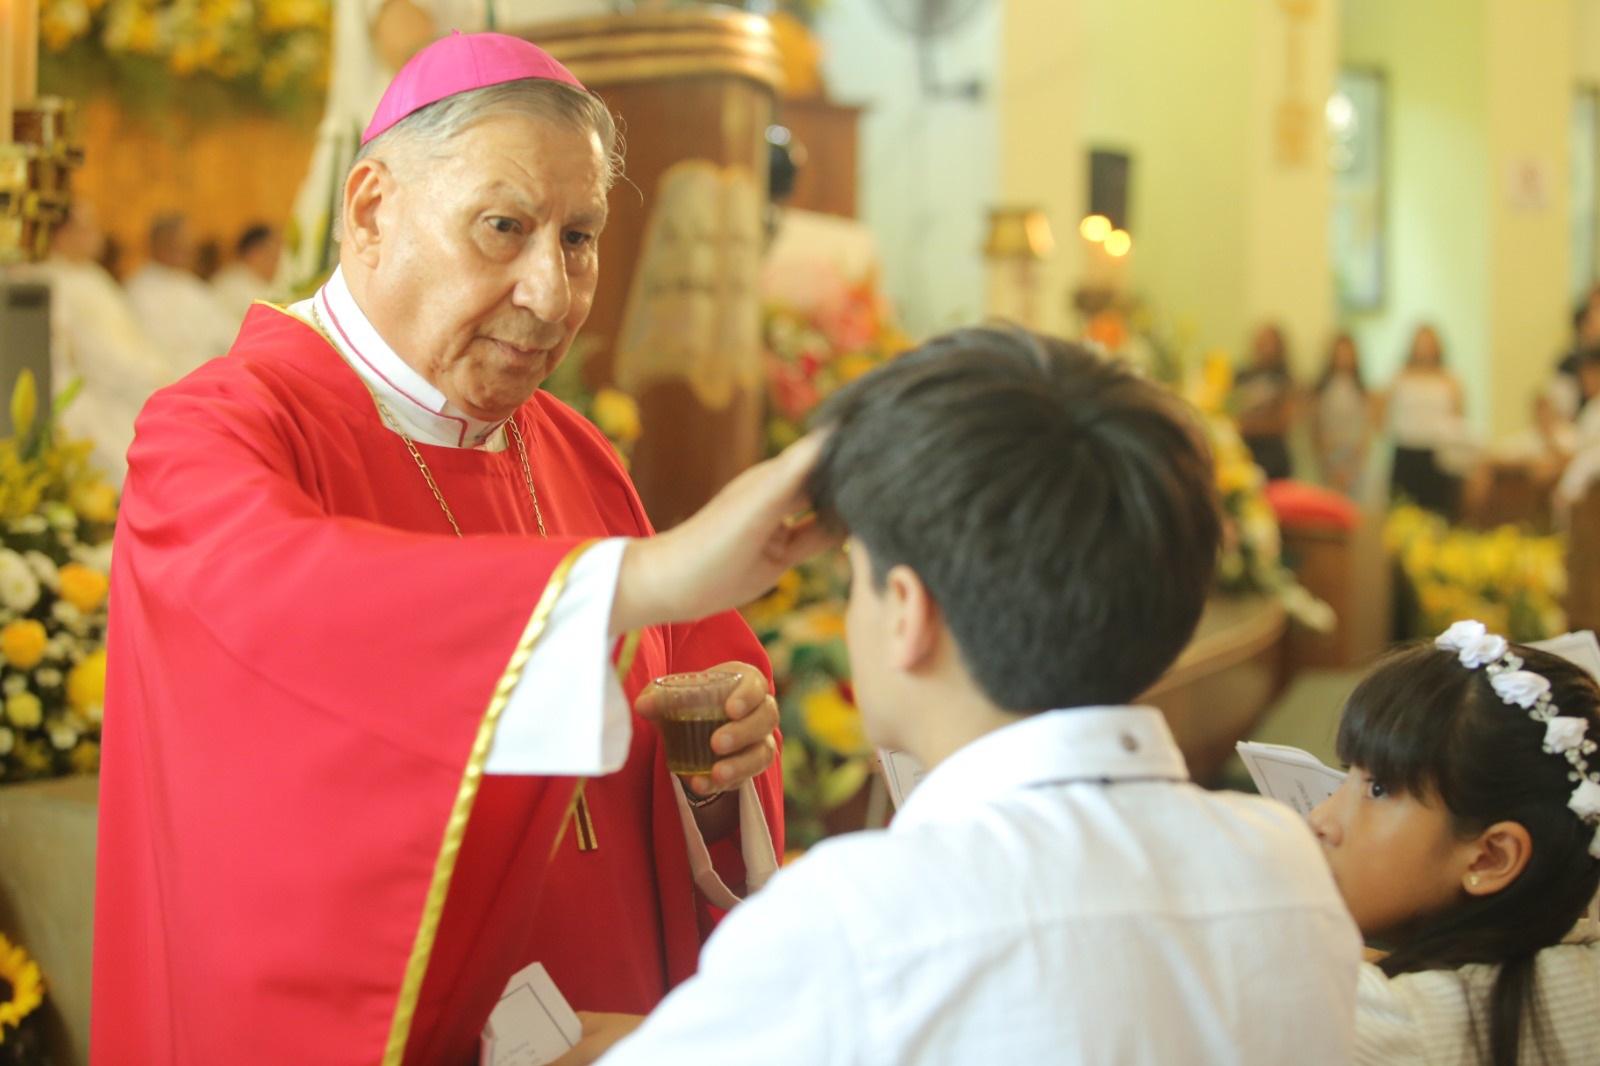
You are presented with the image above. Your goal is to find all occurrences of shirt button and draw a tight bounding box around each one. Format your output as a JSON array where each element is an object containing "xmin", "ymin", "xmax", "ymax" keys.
[{"xmin": 1119, "ymin": 732, "xmax": 1139, "ymax": 753}]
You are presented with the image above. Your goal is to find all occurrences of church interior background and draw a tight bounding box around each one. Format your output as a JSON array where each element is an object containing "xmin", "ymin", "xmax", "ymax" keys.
[{"xmin": 1, "ymin": 0, "xmax": 1599, "ymax": 1060}]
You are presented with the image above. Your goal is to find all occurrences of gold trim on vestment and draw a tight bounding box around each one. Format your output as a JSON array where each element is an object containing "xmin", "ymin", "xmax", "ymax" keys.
[{"xmin": 382, "ymin": 539, "xmax": 597, "ymax": 1066}]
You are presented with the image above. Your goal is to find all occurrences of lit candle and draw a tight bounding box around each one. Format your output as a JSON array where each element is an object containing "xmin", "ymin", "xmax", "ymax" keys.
[
  {"xmin": 0, "ymin": 0, "xmax": 14, "ymax": 146},
  {"xmin": 13, "ymin": 0, "xmax": 33, "ymax": 107}
]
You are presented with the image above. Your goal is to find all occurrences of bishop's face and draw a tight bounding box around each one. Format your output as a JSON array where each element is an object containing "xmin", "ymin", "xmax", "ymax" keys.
[{"xmin": 364, "ymin": 112, "xmax": 610, "ymax": 421}]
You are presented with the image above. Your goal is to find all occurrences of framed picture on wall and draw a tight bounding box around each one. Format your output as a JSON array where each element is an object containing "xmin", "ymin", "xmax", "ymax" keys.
[{"xmin": 1328, "ymin": 67, "xmax": 1387, "ymax": 313}]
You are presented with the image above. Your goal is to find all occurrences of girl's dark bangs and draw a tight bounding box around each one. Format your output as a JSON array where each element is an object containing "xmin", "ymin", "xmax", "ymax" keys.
[{"xmin": 1336, "ymin": 646, "xmax": 1465, "ymax": 797}]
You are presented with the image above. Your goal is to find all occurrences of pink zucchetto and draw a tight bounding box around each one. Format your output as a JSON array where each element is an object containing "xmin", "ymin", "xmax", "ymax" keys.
[{"xmin": 362, "ymin": 31, "xmax": 587, "ymax": 145}]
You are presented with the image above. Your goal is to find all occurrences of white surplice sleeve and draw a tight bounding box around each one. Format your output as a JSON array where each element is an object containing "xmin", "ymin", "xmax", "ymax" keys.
[
  {"xmin": 483, "ymin": 536, "xmax": 778, "ymax": 904},
  {"xmin": 484, "ymin": 537, "xmax": 631, "ymax": 776}
]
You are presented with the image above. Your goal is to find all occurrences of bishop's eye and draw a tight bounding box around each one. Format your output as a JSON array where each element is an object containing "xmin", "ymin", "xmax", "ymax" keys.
[{"xmin": 487, "ymin": 217, "xmax": 522, "ymax": 236}]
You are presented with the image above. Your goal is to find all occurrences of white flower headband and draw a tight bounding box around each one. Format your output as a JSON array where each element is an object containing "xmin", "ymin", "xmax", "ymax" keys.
[{"xmin": 1435, "ymin": 620, "xmax": 1600, "ymax": 859}]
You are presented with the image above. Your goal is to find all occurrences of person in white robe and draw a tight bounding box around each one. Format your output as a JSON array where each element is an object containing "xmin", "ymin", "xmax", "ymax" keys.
[
  {"xmin": 125, "ymin": 213, "xmax": 242, "ymax": 378},
  {"xmin": 209, "ymin": 224, "xmax": 283, "ymax": 322},
  {"xmin": 30, "ymin": 203, "xmax": 174, "ymax": 483}
]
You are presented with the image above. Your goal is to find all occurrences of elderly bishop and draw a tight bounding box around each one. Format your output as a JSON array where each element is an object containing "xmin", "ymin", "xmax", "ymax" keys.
[{"xmin": 92, "ymin": 33, "xmax": 816, "ymax": 1066}]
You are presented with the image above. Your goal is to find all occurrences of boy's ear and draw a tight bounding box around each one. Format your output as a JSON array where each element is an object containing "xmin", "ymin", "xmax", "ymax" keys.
[
  {"xmin": 1462, "ymin": 820, "xmax": 1533, "ymax": 896},
  {"xmin": 886, "ymin": 564, "xmax": 939, "ymax": 672}
]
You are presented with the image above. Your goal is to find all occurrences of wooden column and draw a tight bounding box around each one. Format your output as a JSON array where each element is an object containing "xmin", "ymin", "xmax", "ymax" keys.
[
  {"xmin": 1569, "ymin": 483, "xmax": 1600, "ymax": 634},
  {"xmin": 526, "ymin": 10, "xmax": 780, "ymax": 529}
]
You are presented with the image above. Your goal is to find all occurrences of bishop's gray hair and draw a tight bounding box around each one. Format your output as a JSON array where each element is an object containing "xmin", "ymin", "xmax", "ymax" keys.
[{"xmin": 334, "ymin": 79, "xmax": 625, "ymax": 241}]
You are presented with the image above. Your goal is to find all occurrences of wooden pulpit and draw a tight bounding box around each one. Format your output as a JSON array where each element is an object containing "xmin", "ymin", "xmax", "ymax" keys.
[{"xmin": 523, "ymin": 9, "xmax": 781, "ymax": 529}]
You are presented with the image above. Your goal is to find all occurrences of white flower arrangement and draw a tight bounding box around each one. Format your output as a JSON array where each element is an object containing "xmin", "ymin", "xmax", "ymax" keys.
[{"xmin": 1437, "ymin": 620, "xmax": 1600, "ymax": 856}]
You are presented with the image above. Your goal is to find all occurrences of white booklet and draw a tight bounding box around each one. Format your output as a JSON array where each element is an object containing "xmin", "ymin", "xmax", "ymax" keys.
[
  {"xmin": 481, "ymin": 962, "xmax": 582, "ymax": 1066},
  {"xmin": 1528, "ymin": 630, "xmax": 1600, "ymax": 683},
  {"xmin": 878, "ymin": 748, "xmax": 928, "ymax": 811},
  {"xmin": 1235, "ymin": 741, "xmax": 1346, "ymax": 816}
]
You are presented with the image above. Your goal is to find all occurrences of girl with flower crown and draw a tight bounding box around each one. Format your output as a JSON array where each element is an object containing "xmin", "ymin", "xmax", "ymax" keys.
[{"xmin": 1309, "ymin": 620, "xmax": 1600, "ymax": 1066}]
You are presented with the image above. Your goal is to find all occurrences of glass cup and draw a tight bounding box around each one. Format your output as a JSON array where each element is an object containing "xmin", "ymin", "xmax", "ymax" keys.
[{"xmin": 649, "ymin": 670, "xmax": 742, "ymax": 776}]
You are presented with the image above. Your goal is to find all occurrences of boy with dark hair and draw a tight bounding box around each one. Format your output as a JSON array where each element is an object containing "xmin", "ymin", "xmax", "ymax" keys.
[{"xmin": 597, "ymin": 327, "xmax": 1359, "ymax": 1065}]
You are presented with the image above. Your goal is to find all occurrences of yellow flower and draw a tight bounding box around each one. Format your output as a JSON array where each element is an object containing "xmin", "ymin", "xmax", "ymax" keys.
[
  {"xmin": 0, "ymin": 932, "xmax": 45, "ymax": 1033},
  {"xmin": 801, "ymin": 685, "xmax": 868, "ymax": 756},
  {"xmin": 4, "ymin": 692, "xmax": 42, "ymax": 730},
  {"xmin": 591, "ymin": 389, "xmax": 642, "ymax": 444},
  {"xmin": 834, "ymin": 354, "xmax": 877, "ymax": 384},
  {"xmin": 1216, "ymin": 458, "xmax": 1262, "ymax": 497},
  {"xmin": 781, "ymin": 604, "xmax": 847, "ymax": 645},
  {"xmin": 68, "ymin": 739, "xmax": 100, "ymax": 774},
  {"xmin": 8, "ymin": 371, "xmax": 36, "ymax": 442},
  {"xmin": 70, "ymin": 481, "xmax": 118, "ymax": 524},
  {"xmin": 58, "ymin": 563, "xmax": 109, "ymax": 613},
  {"xmin": 0, "ymin": 620, "xmax": 47, "ymax": 670},
  {"xmin": 68, "ymin": 650, "xmax": 107, "ymax": 719}
]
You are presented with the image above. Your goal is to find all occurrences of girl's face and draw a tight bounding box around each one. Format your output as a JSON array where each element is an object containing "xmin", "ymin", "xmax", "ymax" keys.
[{"xmin": 1308, "ymin": 767, "xmax": 1477, "ymax": 938}]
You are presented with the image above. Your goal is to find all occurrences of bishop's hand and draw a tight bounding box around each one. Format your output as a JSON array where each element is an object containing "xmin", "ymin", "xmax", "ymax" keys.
[
  {"xmin": 610, "ymin": 433, "xmax": 838, "ymax": 635},
  {"xmin": 635, "ymin": 661, "xmax": 778, "ymax": 801}
]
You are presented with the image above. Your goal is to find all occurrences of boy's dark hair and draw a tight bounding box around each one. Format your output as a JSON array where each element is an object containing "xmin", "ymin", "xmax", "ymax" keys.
[
  {"xmin": 808, "ymin": 326, "xmax": 1221, "ymax": 711},
  {"xmin": 1337, "ymin": 642, "xmax": 1600, "ymax": 1066}
]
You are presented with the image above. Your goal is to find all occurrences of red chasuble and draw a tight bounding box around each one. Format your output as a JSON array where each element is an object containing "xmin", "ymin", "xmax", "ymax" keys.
[{"xmin": 91, "ymin": 305, "xmax": 783, "ymax": 1065}]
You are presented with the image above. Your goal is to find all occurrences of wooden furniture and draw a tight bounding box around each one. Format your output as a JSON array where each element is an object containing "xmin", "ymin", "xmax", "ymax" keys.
[
  {"xmin": 1569, "ymin": 482, "xmax": 1600, "ymax": 633},
  {"xmin": 1465, "ymin": 458, "xmax": 1553, "ymax": 532},
  {"xmin": 1143, "ymin": 595, "xmax": 1288, "ymax": 784},
  {"xmin": 776, "ymin": 97, "xmax": 862, "ymax": 218},
  {"xmin": 1280, "ymin": 511, "xmax": 1389, "ymax": 672},
  {"xmin": 529, "ymin": 10, "xmax": 781, "ymax": 529}
]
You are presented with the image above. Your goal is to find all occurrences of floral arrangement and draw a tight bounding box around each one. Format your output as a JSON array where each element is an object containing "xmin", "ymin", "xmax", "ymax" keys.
[
  {"xmin": 744, "ymin": 280, "xmax": 909, "ymax": 847},
  {"xmin": 761, "ymin": 275, "xmax": 911, "ymax": 455},
  {"xmin": 0, "ymin": 932, "xmax": 46, "ymax": 1060},
  {"xmin": 39, "ymin": 0, "xmax": 330, "ymax": 119},
  {"xmin": 744, "ymin": 552, "xmax": 872, "ymax": 849},
  {"xmin": 0, "ymin": 374, "xmax": 115, "ymax": 784},
  {"xmin": 1385, "ymin": 503, "xmax": 1567, "ymax": 642},
  {"xmin": 1192, "ymin": 360, "xmax": 1333, "ymax": 631}
]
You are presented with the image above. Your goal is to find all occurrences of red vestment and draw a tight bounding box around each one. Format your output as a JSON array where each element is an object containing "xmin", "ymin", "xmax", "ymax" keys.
[{"xmin": 92, "ymin": 305, "xmax": 782, "ymax": 1065}]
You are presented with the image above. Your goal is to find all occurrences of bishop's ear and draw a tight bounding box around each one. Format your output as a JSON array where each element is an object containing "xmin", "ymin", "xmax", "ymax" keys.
[{"xmin": 340, "ymin": 159, "xmax": 394, "ymax": 266}]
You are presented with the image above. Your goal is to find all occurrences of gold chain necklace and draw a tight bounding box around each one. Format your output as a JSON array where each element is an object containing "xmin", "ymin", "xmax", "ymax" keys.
[
  {"xmin": 307, "ymin": 302, "xmax": 598, "ymax": 850},
  {"xmin": 309, "ymin": 302, "xmax": 547, "ymax": 538}
]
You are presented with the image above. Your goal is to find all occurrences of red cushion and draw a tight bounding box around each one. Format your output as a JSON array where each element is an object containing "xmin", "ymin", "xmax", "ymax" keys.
[{"xmin": 1264, "ymin": 480, "xmax": 1361, "ymax": 532}]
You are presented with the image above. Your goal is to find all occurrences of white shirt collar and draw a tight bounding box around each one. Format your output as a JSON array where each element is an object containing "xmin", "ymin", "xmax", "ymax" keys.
[
  {"xmin": 893, "ymin": 706, "xmax": 1190, "ymax": 831},
  {"xmin": 300, "ymin": 267, "xmax": 508, "ymax": 450}
]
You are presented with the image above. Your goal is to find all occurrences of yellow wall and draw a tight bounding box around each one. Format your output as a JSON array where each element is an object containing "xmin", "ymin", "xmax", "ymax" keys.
[
  {"xmin": 1579, "ymin": 0, "xmax": 1600, "ymax": 85},
  {"xmin": 1487, "ymin": 0, "xmax": 1574, "ymax": 437},
  {"xmin": 996, "ymin": 0, "xmax": 1082, "ymax": 337},
  {"xmin": 1342, "ymin": 0, "xmax": 1590, "ymax": 438},
  {"xmin": 1243, "ymin": 0, "xmax": 1337, "ymax": 377},
  {"xmin": 1341, "ymin": 0, "xmax": 1491, "ymax": 422},
  {"xmin": 999, "ymin": 0, "xmax": 1335, "ymax": 370}
]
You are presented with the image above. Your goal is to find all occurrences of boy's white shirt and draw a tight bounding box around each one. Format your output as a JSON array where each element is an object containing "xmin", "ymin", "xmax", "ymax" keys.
[{"xmin": 602, "ymin": 706, "xmax": 1361, "ymax": 1066}]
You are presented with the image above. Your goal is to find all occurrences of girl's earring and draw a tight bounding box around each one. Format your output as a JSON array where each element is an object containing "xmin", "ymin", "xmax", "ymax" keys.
[{"xmin": 1467, "ymin": 873, "xmax": 1481, "ymax": 889}]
